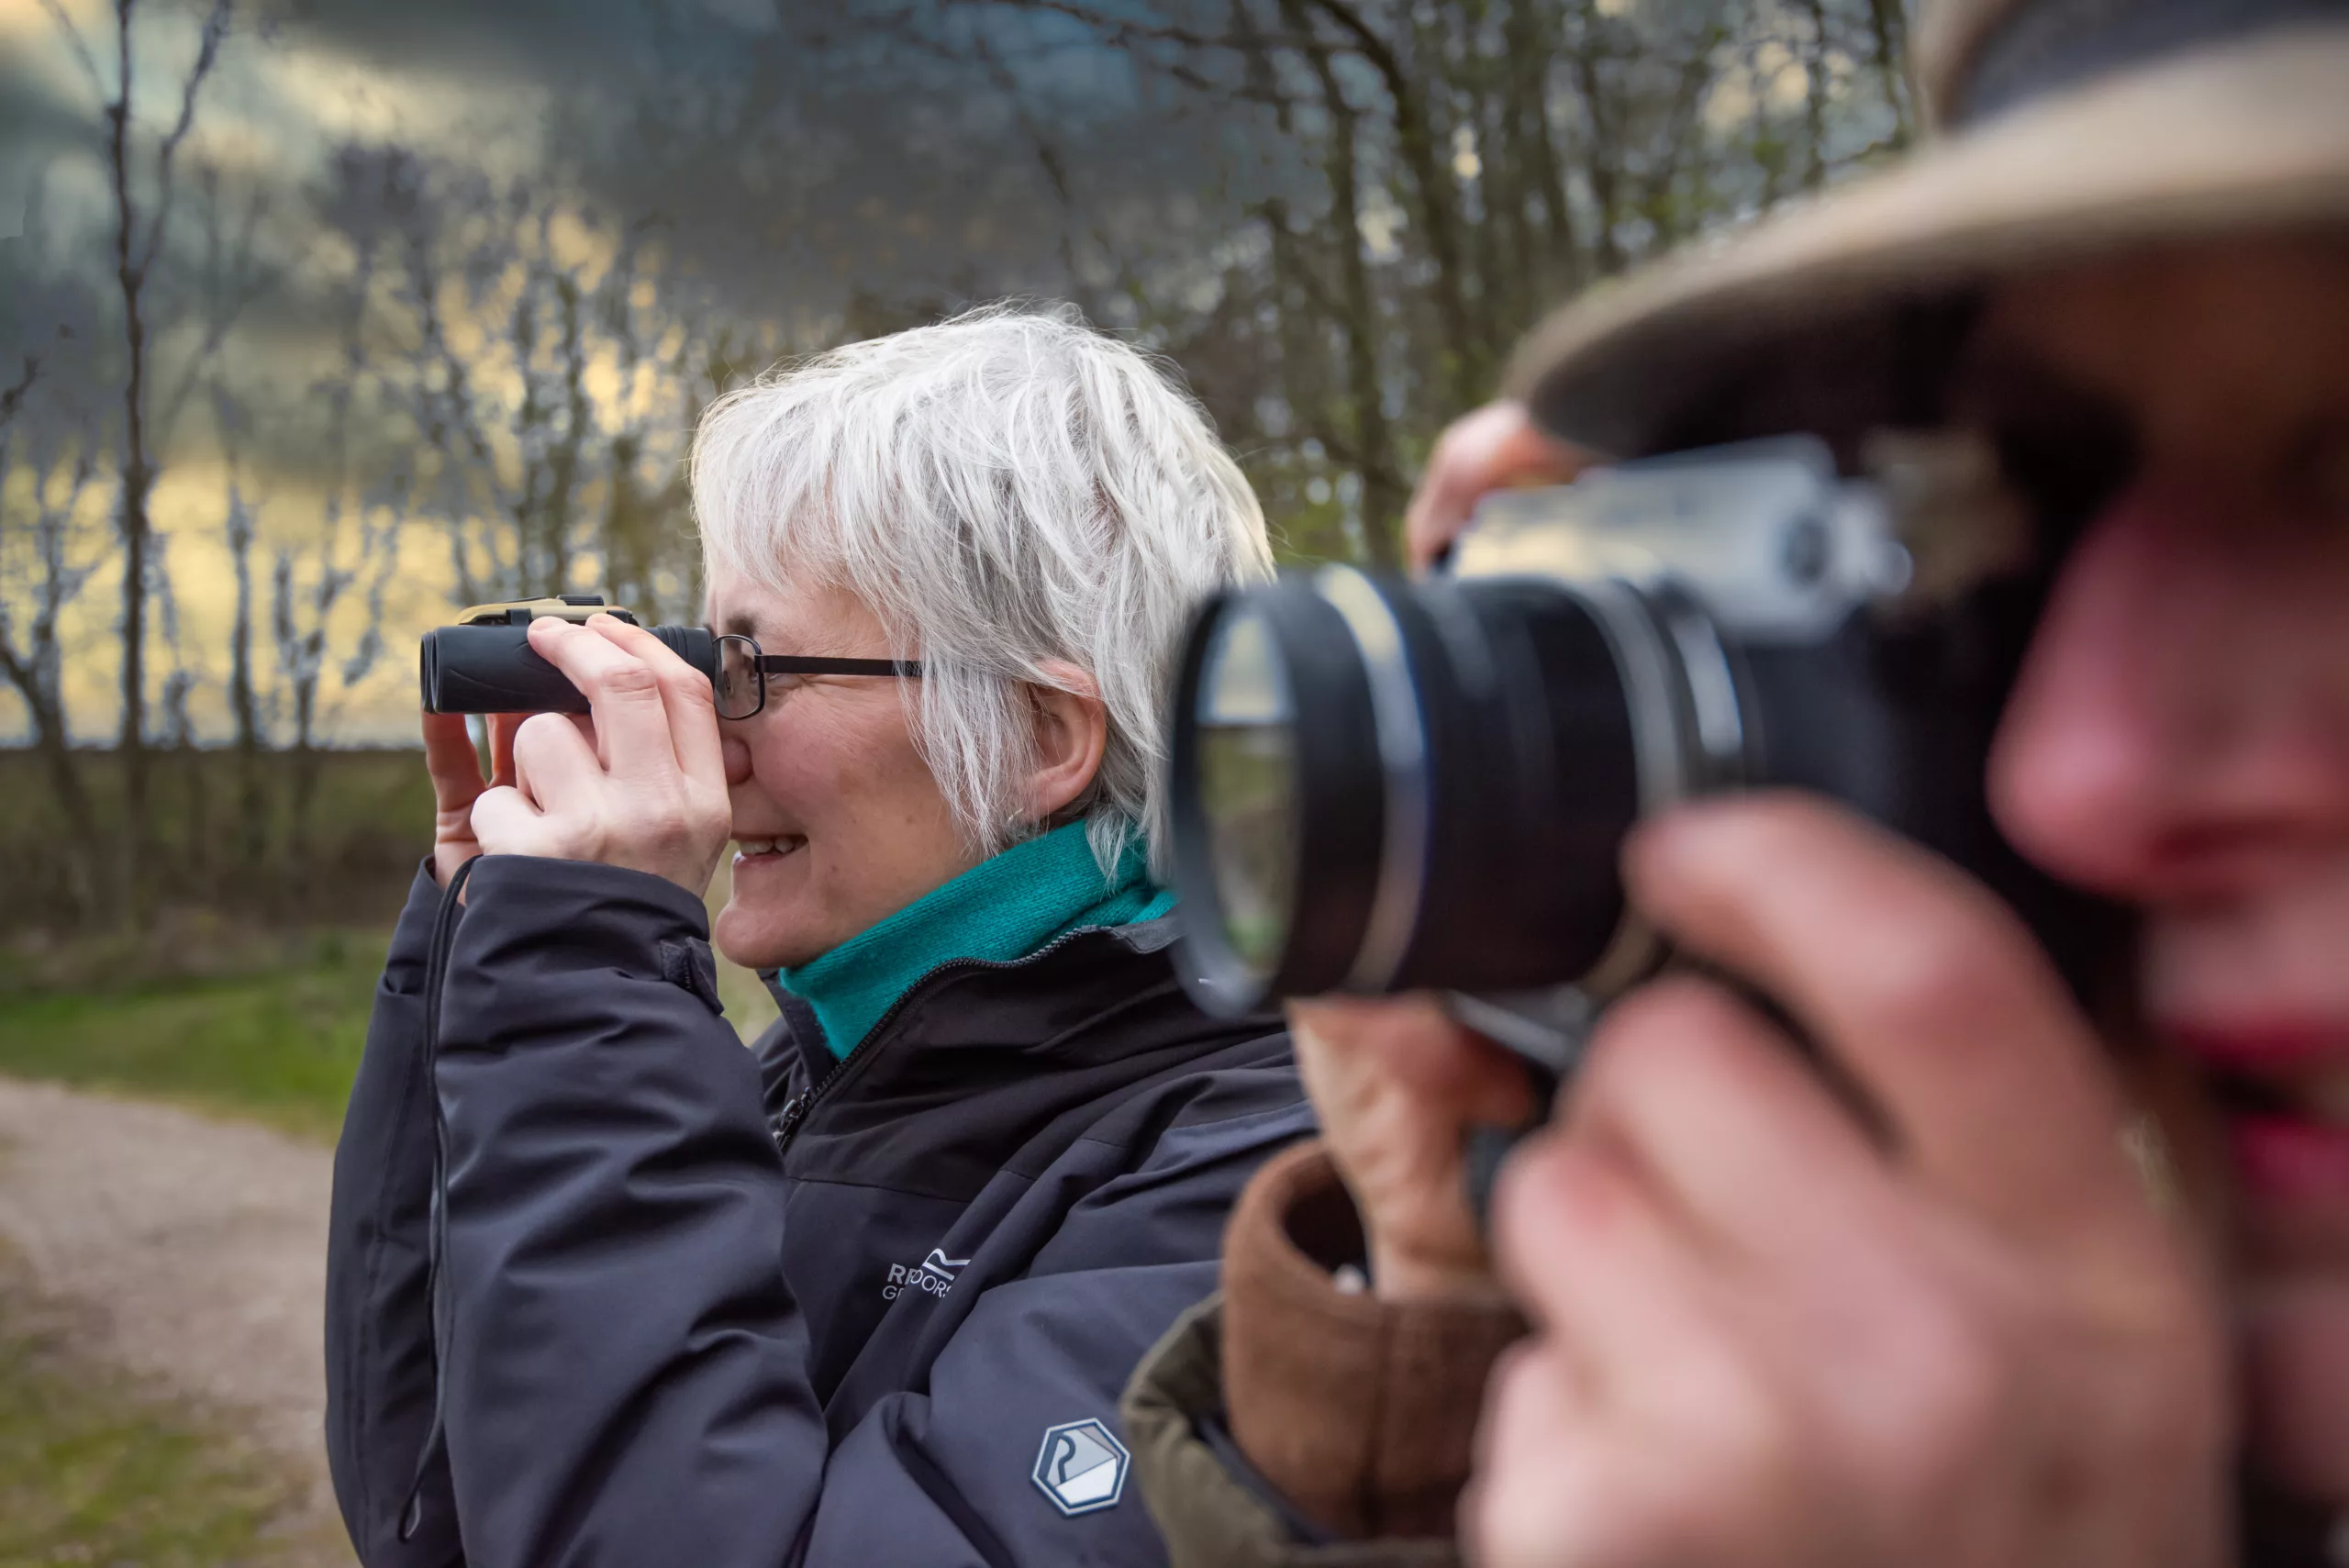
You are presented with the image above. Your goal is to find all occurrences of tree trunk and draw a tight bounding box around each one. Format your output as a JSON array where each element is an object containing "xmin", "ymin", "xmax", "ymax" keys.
[
  {"xmin": 1501, "ymin": 0, "xmax": 1581, "ymax": 312},
  {"xmin": 1866, "ymin": 0, "xmax": 1914, "ymax": 147},
  {"xmin": 1799, "ymin": 0, "xmax": 1831, "ymax": 190},
  {"xmin": 1567, "ymin": 7, "xmax": 1625, "ymax": 277},
  {"xmin": 107, "ymin": 20, "xmax": 153, "ymax": 922},
  {"xmin": 1304, "ymin": 0, "xmax": 1484, "ymax": 411},
  {"xmin": 227, "ymin": 490, "xmax": 266, "ymax": 870},
  {"xmin": 0, "ymin": 662, "xmax": 101, "ymax": 922},
  {"xmin": 1286, "ymin": 0, "xmax": 1405, "ymax": 565}
]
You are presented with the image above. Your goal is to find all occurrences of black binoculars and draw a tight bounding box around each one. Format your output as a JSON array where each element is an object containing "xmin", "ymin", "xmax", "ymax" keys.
[{"xmin": 418, "ymin": 596, "xmax": 713, "ymax": 715}]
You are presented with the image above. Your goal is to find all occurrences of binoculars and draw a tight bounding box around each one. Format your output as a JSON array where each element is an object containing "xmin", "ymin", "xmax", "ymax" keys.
[{"xmin": 418, "ymin": 596, "xmax": 713, "ymax": 715}]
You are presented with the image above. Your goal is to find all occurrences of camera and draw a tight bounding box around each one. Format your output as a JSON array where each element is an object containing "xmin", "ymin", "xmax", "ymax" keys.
[
  {"xmin": 418, "ymin": 595, "xmax": 715, "ymax": 714},
  {"xmin": 1164, "ymin": 432, "xmax": 2110, "ymax": 1046}
]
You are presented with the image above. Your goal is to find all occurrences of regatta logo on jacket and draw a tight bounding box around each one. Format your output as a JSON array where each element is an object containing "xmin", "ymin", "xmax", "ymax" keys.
[
  {"xmin": 1032, "ymin": 1418, "xmax": 1129, "ymax": 1516},
  {"xmin": 881, "ymin": 1247, "xmax": 969, "ymax": 1301}
]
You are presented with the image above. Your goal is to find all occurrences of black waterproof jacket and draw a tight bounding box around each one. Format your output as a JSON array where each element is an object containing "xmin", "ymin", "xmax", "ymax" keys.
[{"xmin": 325, "ymin": 854, "xmax": 1310, "ymax": 1568}]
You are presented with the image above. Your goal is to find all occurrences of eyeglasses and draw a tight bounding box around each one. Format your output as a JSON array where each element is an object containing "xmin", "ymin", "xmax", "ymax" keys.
[{"xmin": 714, "ymin": 633, "xmax": 923, "ymax": 721}]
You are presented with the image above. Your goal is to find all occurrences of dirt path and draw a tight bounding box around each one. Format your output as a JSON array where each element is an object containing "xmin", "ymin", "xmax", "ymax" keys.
[{"xmin": 0, "ymin": 1075, "xmax": 351, "ymax": 1561}]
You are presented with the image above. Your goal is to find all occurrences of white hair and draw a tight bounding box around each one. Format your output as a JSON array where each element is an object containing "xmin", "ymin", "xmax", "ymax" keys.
[{"xmin": 692, "ymin": 302, "xmax": 1275, "ymax": 878}]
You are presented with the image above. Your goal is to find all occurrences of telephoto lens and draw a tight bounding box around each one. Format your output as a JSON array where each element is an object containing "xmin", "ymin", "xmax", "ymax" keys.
[
  {"xmin": 1170, "ymin": 568, "xmax": 1663, "ymax": 1015},
  {"xmin": 419, "ymin": 596, "xmax": 716, "ymax": 715},
  {"xmin": 1164, "ymin": 435, "xmax": 2076, "ymax": 1020}
]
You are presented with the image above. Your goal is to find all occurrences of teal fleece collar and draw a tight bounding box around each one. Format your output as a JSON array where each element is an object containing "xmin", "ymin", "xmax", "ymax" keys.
[{"xmin": 773, "ymin": 821, "xmax": 1174, "ymax": 1059}]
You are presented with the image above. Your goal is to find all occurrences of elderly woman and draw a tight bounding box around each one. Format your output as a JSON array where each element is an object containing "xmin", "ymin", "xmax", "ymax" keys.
[{"xmin": 324, "ymin": 306, "xmax": 1310, "ymax": 1567}]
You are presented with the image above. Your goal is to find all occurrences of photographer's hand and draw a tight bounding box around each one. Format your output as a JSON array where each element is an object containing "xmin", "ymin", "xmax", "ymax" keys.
[
  {"xmin": 1469, "ymin": 795, "xmax": 2232, "ymax": 1568},
  {"xmin": 467, "ymin": 614, "xmax": 733, "ymax": 895},
  {"xmin": 1289, "ymin": 997, "xmax": 1535, "ymax": 1302},
  {"xmin": 1402, "ymin": 402, "xmax": 1587, "ymax": 570},
  {"xmin": 423, "ymin": 708, "xmax": 520, "ymax": 887}
]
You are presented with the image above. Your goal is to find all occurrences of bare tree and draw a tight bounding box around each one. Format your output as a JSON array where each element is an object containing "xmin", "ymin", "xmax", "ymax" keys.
[
  {"xmin": 0, "ymin": 358, "xmax": 108, "ymax": 919},
  {"xmin": 251, "ymin": 154, "xmax": 414, "ymax": 862},
  {"xmin": 918, "ymin": 0, "xmax": 1909, "ymax": 561},
  {"xmin": 37, "ymin": 0, "xmax": 238, "ymax": 911},
  {"xmin": 375, "ymin": 156, "xmax": 751, "ymax": 625},
  {"xmin": 203, "ymin": 377, "xmax": 271, "ymax": 871}
]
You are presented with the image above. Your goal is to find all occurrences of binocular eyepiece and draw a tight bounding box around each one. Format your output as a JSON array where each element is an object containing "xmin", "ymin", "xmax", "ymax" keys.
[{"xmin": 419, "ymin": 596, "xmax": 714, "ymax": 715}]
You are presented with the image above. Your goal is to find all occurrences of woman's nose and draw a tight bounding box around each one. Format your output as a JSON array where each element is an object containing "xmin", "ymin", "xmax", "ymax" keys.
[
  {"xmin": 721, "ymin": 728, "xmax": 755, "ymax": 787},
  {"xmin": 1988, "ymin": 477, "xmax": 2349, "ymax": 903}
]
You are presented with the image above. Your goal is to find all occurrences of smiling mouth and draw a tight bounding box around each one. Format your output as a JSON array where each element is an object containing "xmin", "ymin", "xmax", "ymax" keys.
[{"xmin": 733, "ymin": 837, "xmax": 807, "ymax": 862}]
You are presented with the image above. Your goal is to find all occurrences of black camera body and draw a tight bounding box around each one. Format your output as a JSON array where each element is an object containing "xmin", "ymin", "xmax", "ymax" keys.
[
  {"xmin": 419, "ymin": 595, "xmax": 715, "ymax": 715},
  {"xmin": 1165, "ymin": 432, "xmax": 2108, "ymax": 1053}
]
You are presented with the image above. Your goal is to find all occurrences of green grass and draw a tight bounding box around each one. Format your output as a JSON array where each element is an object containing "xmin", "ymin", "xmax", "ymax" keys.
[
  {"xmin": 0, "ymin": 851, "xmax": 786, "ymax": 1151},
  {"xmin": 0, "ymin": 900, "xmax": 777, "ymax": 1148},
  {"xmin": 0, "ymin": 933, "xmax": 385, "ymax": 1144},
  {"xmin": 0, "ymin": 1259, "xmax": 337, "ymax": 1568}
]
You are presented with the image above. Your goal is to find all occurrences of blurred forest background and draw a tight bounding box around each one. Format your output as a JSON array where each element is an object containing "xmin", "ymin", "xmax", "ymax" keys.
[{"xmin": 2, "ymin": 0, "xmax": 1916, "ymax": 941}]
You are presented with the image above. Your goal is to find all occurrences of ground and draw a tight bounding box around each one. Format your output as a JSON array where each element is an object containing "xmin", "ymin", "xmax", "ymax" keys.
[
  {"xmin": 0, "ymin": 1251, "xmax": 329, "ymax": 1568},
  {"xmin": 0, "ymin": 1079, "xmax": 351, "ymax": 1567}
]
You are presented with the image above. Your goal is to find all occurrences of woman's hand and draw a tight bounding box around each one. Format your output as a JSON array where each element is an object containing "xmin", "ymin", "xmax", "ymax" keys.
[
  {"xmin": 423, "ymin": 709, "xmax": 521, "ymax": 887},
  {"xmin": 1468, "ymin": 795, "xmax": 2232, "ymax": 1568},
  {"xmin": 467, "ymin": 614, "xmax": 734, "ymax": 895}
]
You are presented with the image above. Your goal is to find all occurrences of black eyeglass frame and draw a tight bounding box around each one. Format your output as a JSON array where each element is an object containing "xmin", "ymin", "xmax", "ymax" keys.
[{"xmin": 713, "ymin": 632, "xmax": 923, "ymax": 720}]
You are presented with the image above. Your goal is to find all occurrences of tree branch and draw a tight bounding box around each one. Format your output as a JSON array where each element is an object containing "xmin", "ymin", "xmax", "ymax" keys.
[
  {"xmin": 136, "ymin": 0, "xmax": 235, "ymax": 282},
  {"xmin": 0, "ymin": 355, "xmax": 39, "ymax": 433},
  {"xmin": 33, "ymin": 0, "xmax": 108, "ymax": 101}
]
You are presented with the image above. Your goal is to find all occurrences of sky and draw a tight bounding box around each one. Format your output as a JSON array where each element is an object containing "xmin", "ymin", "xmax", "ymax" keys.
[{"xmin": 1, "ymin": 0, "xmax": 1283, "ymax": 745}]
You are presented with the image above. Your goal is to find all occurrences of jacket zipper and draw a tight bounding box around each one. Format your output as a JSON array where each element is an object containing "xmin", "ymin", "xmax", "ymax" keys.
[
  {"xmin": 769, "ymin": 925, "xmax": 1114, "ymax": 1160},
  {"xmin": 395, "ymin": 854, "xmax": 477, "ymax": 1544}
]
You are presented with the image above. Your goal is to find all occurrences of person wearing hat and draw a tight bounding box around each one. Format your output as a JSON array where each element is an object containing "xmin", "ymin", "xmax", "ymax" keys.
[{"xmin": 1120, "ymin": 0, "xmax": 2349, "ymax": 1564}]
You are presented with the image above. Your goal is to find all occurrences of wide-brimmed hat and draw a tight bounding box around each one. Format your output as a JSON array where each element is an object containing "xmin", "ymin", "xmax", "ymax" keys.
[{"xmin": 1508, "ymin": 0, "xmax": 2349, "ymax": 459}]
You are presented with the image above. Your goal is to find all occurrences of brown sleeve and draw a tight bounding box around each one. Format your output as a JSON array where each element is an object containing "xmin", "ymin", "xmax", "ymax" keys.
[{"xmin": 1221, "ymin": 1139, "xmax": 1526, "ymax": 1541}]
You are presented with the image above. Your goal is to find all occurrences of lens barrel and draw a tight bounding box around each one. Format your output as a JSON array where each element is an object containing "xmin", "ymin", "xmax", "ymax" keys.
[
  {"xmin": 419, "ymin": 624, "xmax": 717, "ymax": 714},
  {"xmin": 1170, "ymin": 568, "xmax": 1692, "ymax": 1016}
]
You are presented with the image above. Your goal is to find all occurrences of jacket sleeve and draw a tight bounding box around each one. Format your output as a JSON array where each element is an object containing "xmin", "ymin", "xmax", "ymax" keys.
[
  {"xmin": 1122, "ymin": 1299, "xmax": 1463, "ymax": 1568},
  {"xmin": 427, "ymin": 854, "xmax": 829, "ymax": 1568},
  {"xmin": 325, "ymin": 860, "xmax": 465, "ymax": 1568}
]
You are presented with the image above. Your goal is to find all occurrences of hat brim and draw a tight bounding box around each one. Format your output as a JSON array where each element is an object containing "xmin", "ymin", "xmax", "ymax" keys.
[{"xmin": 1507, "ymin": 24, "xmax": 2349, "ymax": 458}]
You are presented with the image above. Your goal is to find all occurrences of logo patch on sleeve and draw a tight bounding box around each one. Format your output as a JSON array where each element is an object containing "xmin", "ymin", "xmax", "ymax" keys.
[{"xmin": 1032, "ymin": 1418, "xmax": 1130, "ymax": 1517}]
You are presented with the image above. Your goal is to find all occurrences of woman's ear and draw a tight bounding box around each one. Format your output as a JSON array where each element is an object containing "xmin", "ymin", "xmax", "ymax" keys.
[{"xmin": 1027, "ymin": 660, "xmax": 1109, "ymax": 823}]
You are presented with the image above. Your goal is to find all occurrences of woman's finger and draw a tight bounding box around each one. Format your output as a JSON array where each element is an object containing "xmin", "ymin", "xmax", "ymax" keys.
[
  {"xmin": 524, "ymin": 617, "xmax": 675, "ymax": 780},
  {"xmin": 1624, "ymin": 793, "xmax": 2139, "ymax": 1244},
  {"xmin": 587, "ymin": 614, "xmax": 726, "ymax": 791},
  {"xmin": 469, "ymin": 783, "xmax": 541, "ymax": 857},
  {"xmin": 488, "ymin": 711, "xmax": 523, "ymax": 788},
  {"xmin": 511, "ymin": 710, "xmax": 600, "ymax": 817},
  {"xmin": 422, "ymin": 709, "xmax": 488, "ymax": 808}
]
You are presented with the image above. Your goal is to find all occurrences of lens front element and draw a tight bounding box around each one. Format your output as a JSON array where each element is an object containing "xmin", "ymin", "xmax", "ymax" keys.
[
  {"xmin": 1195, "ymin": 607, "xmax": 1298, "ymax": 981},
  {"xmin": 1166, "ymin": 570, "xmax": 1656, "ymax": 1017}
]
